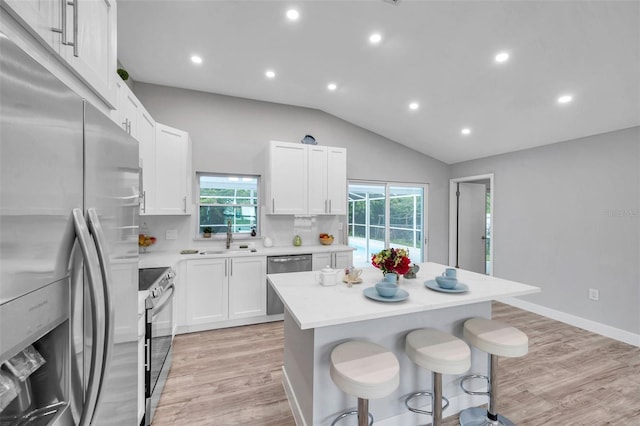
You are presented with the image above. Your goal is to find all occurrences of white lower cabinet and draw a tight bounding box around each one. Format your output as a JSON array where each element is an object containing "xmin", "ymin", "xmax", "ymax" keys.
[
  {"xmin": 184, "ymin": 258, "xmax": 228, "ymax": 326},
  {"xmin": 182, "ymin": 256, "xmax": 266, "ymax": 330},
  {"xmin": 312, "ymin": 250, "xmax": 353, "ymax": 271},
  {"xmin": 228, "ymin": 256, "xmax": 266, "ymax": 319}
]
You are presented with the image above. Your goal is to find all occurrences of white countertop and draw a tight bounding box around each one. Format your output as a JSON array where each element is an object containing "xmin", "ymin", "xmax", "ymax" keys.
[
  {"xmin": 267, "ymin": 262, "xmax": 540, "ymax": 330},
  {"xmin": 138, "ymin": 244, "xmax": 354, "ymax": 269}
]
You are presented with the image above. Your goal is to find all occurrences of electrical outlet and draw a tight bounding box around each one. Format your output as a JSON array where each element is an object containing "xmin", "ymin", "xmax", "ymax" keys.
[
  {"xmin": 338, "ymin": 222, "xmax": 343, "ymax": 230},
  {"xmin": 165, "ymin": 229, "xmax": 178, "ymax": 240},
  {"xmin": 588, "ymin": 288, "xmax": 599, "ymax": 301}
]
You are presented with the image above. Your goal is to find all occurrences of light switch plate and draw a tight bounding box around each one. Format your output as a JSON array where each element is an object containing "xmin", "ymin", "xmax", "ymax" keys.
[{"xmin": 166, "ymin": 229, "xmax": 178, "ymax": 240}]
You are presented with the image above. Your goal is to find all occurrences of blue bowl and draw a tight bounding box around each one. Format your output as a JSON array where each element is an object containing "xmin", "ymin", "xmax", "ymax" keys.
[
  {"xmin": 435, "ymin": 276, "xmax": 458, "ymax": 289},
  {"xmin": 375, "ymin": 281, "xmax": 398, "ymax": 298}
]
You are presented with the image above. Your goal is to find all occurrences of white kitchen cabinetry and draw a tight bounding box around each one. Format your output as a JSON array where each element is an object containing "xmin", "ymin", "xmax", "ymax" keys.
[
  {"xmin": 2, "ymin": 0, "xmax": 118, "ymax": 107},
  {"xmin": 266, "ymin": 141, "xmax": 347, "ymax": 215},
  {"xmin": 116, "ymin": 77, "xmax": 139, "ymax": 138},
  {"xmin": 228, "ymin": 256, "xmax": 266, "ymax": 320},
  {"xmin": 183, "ymin": 256, "xmax": 266, "ymax": 329},
  {"xmin": 141, "ymin": 123, "xmax": 191, "ymax": 215},
  {"xmin": 266, "ymin": 141, "xmax": 308, "ymax": 214},
  {"xmin": 185, "ymin": 258, "xmax": 228, "ymax": 326},
  {"xmin": 308, "ymin": 145, "xmax": 347, "ymax": 215},
  {"xmin": 312, "ymin": 250, "xmax": 353, "ymax": 271}
]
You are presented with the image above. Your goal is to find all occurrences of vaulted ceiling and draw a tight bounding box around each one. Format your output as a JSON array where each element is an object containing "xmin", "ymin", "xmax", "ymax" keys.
[{"xmin": 117, "ymin": 0, "xmax": 640, "ymax": 164}]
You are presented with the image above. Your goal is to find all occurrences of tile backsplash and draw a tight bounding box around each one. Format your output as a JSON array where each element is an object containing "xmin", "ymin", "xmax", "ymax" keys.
[{"xmin": 139, "ymin": 213, "xmax": 346, "ymax": 254}]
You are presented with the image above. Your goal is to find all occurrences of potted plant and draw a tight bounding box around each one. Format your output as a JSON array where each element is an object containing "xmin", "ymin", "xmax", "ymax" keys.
[{"xmin": 202, "ymin": 227, "xmax": 213, "ymax": 238}]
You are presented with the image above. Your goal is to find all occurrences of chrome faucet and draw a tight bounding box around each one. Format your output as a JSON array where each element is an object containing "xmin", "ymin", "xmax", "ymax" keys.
[{"xmin": 226, "ymin": 219, "xmax": 232, "ymax": 249}]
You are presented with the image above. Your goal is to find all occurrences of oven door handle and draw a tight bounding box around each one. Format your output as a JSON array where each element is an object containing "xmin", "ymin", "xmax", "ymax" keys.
[{"xmin": 151, "ymin": 283, "xmax": 175, "ymax": 317}]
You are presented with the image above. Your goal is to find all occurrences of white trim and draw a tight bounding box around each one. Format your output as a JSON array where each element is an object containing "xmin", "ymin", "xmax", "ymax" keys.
[
  {"xmin": 499, "ymin": 297, "xmax": 640, "ymax": 347},
  {"xmin": 449, "ymin": 174, "xmax": 494, "ymax": 275},
  {"xmin": 282, "ymin": 366, "xmax": 307, "ymax": 426}
]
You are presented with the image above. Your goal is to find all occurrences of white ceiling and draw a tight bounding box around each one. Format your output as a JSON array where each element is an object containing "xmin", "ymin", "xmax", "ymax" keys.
[{"xmin": 117, "ymin": 0, "xmax": 640, "ymax": 164}]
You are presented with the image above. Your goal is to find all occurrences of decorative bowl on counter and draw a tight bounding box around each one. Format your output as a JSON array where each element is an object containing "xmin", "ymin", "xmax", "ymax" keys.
[
  {"xmin": 138, "ymin": 234, "xmax": 156, "ymax": 252},
  {"xmin": 319, "ymin": 233, "xmax": 334, "ymax": 245}
]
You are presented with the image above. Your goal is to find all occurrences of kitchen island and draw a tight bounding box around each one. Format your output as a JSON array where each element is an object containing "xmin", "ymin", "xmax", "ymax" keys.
[{"xmin": 267, "ymin": 262, "xmax": 540, "ymax": 426}]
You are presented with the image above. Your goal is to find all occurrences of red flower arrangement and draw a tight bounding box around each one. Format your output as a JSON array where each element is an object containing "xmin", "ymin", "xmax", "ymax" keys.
[{"xmin": 371, "ymin": 248, "xmax": 411, "ymax": 275}]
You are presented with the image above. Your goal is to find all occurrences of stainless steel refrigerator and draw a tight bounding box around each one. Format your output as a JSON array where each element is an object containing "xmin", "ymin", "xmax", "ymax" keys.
[{"xmin": 0, "ymin": 32, "xmax": 139, "ymax": 425}]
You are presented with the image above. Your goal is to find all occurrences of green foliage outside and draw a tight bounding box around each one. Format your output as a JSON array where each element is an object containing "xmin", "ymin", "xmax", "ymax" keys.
[
  {"xmin": 348, "ymin": 193, "xmax": 423, "ymax": 248},
  {"xmin": 199, "ymin": 188, "xmax": 257, "ymax": 234}
]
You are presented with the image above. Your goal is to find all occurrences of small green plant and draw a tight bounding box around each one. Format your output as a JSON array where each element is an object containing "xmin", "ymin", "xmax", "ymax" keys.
[
  {"xmin": 203, "ymin": 227, "xmax": 213, "ymax": 234},
  {"xmin": 117, "ymin": 68, "xmax": 129, "ymax": 81}
]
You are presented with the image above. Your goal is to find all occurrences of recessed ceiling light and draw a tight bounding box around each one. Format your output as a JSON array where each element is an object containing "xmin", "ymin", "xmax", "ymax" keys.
[
  {"xmin": 461, "ymin": 128, "xmax": 471, "ymax": 135},
  {"xmin": 265, "ymin": 70, "xmax": 276, "ymax": 79},
  {"xmin": 327, "ymin": 83, "xmax": 337, "ymax": 91},
  {"xmin": 286, "ymin": 9, "xmax": 299, "ymax": 20},
  {"xmin": 409, "ymin": 102, "xmax": 419, "ymax": 110},
  {"xmin": 369, "ymin": 33, "xmax": 382, "ymax": 44},
  {"xmin": 191, "ymin": 55, "xmax": 202, "ymax": 64},
  {"xmin": 557, "ymin": 94, "xmax": 573, "ymax": 104},
  {"xmin": 495, "ymin": 52, "xmax": 509, "ymax": 63}
]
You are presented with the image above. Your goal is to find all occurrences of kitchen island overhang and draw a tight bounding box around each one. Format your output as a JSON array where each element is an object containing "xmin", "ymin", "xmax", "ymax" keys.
[{"xmin": 268, "ymin": 262, "xmax": 540, "ymax": 425}]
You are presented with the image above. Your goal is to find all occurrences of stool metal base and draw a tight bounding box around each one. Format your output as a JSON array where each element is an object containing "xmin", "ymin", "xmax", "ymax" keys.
[
  {"xmin": 329, "ymin": 410, "xmax": 373, "ymax": 426},
  {"xmin": 404, "ymin": 391, "xmax": 450, "ymax": 415},
  {"xmin": 459, "ymin": 407, "xmax": 515, "ymax": 426}
]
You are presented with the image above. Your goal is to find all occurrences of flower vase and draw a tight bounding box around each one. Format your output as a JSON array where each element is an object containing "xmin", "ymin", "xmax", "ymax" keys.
[{"xmin": 384, "ymin": 272, "xmax": 398, "ymax": 284}]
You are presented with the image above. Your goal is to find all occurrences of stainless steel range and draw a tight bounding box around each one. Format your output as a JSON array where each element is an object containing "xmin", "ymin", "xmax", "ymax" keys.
[{"xmin": 139, "ymin": 267, "xmax": 175, "ymax": 426}]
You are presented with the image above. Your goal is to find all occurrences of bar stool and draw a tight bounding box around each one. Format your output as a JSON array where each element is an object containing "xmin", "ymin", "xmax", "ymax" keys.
[
  {"xmin": 329, "ymin": 340, "xmax": 400, "ymax": 426},
  {"xmin": 459, "ymin": 318, "xmax": 528, "ymax": 426},
  {"xmin": 404, "ymin": 328, "xmax": 471, "ymax": 426}
]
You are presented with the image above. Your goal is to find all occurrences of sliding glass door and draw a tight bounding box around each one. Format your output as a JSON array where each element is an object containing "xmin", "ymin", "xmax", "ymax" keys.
[{"xmin": 348, "ymin": 182, "xmax": 426, "ymax": 268}]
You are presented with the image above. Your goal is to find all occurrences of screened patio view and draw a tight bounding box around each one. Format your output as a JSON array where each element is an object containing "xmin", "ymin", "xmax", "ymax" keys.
[{"xmin": 347, "ymin": 183, "xmax": 425, "ymax": 268}]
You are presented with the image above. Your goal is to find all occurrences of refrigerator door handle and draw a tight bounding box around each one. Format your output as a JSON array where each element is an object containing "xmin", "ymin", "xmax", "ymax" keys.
[
  {"xmin": 86, "ymin": 208, "xmax": 115, "ymax": 418},
  {"xmin": 71, "ymin": 209, "xmax": 106, "ymax": 426}
]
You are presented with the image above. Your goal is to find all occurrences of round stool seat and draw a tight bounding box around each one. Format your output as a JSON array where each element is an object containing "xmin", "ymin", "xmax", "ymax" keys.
[
  {"xmin": 330, "ymin": 340, "xmax": 400, "ymax": 400},
  {"xmin": 406, "ymin": 328, "xmax": 471, "ymax": 375},
  {"xmin": 463, "ymin": 318, "xmax": 528, "ymax": 358}
]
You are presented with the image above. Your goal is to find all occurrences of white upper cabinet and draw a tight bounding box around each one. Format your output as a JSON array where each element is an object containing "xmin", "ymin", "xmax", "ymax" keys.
[
  {"xmin": 266, "ymin": 141, "xmax": 308, "ymax": 214},
  {"xmin": 2, "ymin": 0, "xmax": 117, "ymax": 107},
  {"xmin": 2, "ymin": 0, "xmax": 59, "ymax": 48},
  {"xmin": 307, "ymin": 145, "xmax": 328, "ymax": 215},
  {"xmin": 266, "ymin": 141, "xmax": 347, "ymax": 215},
  {"xmin": 309, "ymin": 145, "xmax": 347, "ymax": 215},
  {"xmin": 116, "ymin": 77, "xmax": 139, "ymax": 138},
  {"xmin": 142, "ymin": 123, "xmax": 192, "ymax": 215},
  {"xmin": 137, "ymin": 107, "xmax": 155, "ymax": 214}
]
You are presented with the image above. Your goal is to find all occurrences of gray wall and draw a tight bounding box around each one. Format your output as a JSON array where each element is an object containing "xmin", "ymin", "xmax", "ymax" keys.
[
  {"xmin": 133, "ymin": 83, "xmax": 450, "ymax": 263},
  {"xmin": 451, "ymin": 127, "xmax": 640, "ymax": 333}
]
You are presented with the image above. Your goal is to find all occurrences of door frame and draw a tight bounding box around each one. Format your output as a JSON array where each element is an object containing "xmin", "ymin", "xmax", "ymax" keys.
[{"xmin": 448, "ymin": 173, "xmax": 494, "ymax": 275}]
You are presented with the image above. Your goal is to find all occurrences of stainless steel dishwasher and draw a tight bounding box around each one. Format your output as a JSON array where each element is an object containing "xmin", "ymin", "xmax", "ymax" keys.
[{"xmin": 266, "ymin": 254, "xmax": 312, "ymax": 315}]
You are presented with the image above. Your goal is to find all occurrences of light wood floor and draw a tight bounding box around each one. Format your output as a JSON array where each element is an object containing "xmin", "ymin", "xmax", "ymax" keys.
[{"xmin": 152, "ymin": 303, "xmax": 640, "ymax": 425}]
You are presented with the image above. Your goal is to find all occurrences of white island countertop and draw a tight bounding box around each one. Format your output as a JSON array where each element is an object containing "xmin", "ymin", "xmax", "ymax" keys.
[{"xmin": 268, "ymin": 262, "xmax": 540, "ymax": 330}]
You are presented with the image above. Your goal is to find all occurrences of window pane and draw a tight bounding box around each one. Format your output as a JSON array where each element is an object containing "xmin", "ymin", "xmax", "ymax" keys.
[
  {"xmin": 348, "ymin": 184, "xmax": 386, "ymax": 267},
  {"xmin": 348, "ymin": 183, "xmax": 425, "ymax": 267},
  {"xmin": 199, "ymin": 206, "xmax": 257, "ymax": 234},
  {"xmin": 197, "ymin": 174, "xmax": 258, "ymax": 236},
  {"xmin": 389, "ymin": 186, "xmax": 423, "ymax": 262}
]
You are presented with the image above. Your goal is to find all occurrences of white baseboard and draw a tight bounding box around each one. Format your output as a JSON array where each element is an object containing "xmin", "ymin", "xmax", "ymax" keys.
[
  {"xmin": 282, "ymin": 367, "xmax": 307, "ymax": 426},
  {"xmin": 176, "ymin": 314, "xmax": 283, "ymax": 335},
  {"xmin": 498, "ymin": 297, "xmax": 640, "ymax": 347}
]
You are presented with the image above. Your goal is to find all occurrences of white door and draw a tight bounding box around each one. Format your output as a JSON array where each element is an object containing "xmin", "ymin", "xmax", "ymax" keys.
[{"xmin": 457, "ymin": 182, "xmax": 486, "ymax": 273}]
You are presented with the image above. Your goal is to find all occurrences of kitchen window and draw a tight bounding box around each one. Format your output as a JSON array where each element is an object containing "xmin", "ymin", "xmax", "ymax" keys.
[{"xmin": 197, "ymin": 173, "xmax": 259, "ymax": 237}]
